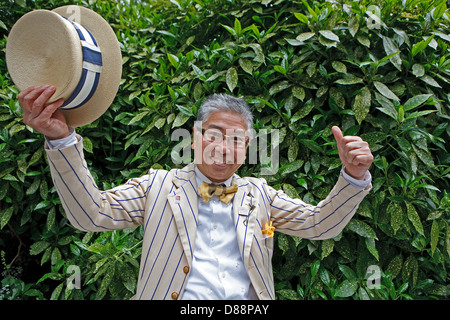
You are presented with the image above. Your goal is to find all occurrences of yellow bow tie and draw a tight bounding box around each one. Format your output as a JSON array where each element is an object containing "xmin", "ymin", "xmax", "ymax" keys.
[{"xmin": 198, "ymin": 181, "xmax": 238, "ymax": 205}]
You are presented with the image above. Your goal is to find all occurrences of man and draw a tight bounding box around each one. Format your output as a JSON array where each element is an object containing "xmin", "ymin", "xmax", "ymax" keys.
[{"xmin": 19, "ymin": 85, "xmax": 373, "ymax": 300}]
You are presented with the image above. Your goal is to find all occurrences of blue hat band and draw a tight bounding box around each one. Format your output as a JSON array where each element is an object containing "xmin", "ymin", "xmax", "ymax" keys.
[{"xmin": 60, "ymin": 18, "xmax": 103, "ymax": 110}]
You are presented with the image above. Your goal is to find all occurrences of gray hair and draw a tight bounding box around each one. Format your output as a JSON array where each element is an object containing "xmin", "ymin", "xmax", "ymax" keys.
[{"xmin": 196, "ymin": 94, "xmax": 254, "ymax": 139}]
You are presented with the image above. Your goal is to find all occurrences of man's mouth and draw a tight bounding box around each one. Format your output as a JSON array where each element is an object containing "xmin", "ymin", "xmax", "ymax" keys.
[{"xmin": 210, "ymin": 155, "xmax": 232, "ymax": 166}]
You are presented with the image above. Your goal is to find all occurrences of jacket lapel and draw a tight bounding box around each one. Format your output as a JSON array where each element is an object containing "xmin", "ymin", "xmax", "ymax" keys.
[
  {"xmin": 167, "ymin": 165, "xmax": 257, "ymax": 269},
  {"xmin": 167, "ymin": 163, "xmax": 199, "ymax": 267},
  {"xmin": 232, "ymin": 176, "xmax": 257, "ymax": 268}
]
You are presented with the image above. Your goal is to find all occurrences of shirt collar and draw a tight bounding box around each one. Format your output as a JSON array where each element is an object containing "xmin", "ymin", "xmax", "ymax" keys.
[{"xmin": 194, "ymin": 165, "xmax": 233, "ymax": 188}]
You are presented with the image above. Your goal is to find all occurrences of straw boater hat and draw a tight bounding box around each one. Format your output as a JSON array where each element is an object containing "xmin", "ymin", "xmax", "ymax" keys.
[{"xmin": 5, "ymin": 5, "xmax": 122, "ymax": 127}]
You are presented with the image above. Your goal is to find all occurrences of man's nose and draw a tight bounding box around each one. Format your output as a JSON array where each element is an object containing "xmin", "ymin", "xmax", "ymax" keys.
[
  {"xmin": 214, "ymin": 142, "xmax": 228, "ymax": 154},
  {"xmin": 214, "ymin": 138, "xmax": 233, "ymax": 153}
]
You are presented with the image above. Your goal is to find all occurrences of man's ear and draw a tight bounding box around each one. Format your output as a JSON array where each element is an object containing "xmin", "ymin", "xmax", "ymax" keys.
[{"xmin": 191, "ymin": 126, "xmax": 196, "ymax": 150}]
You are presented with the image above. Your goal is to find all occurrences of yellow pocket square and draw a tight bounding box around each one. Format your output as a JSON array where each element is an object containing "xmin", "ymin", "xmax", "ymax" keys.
[{"xmin": 262, "ymin": 221, "xmax": 275, "ymax": 239}]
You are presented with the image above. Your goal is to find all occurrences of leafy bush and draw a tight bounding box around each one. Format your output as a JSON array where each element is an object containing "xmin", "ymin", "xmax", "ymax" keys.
[{"xmin": 0, "ymin": 0, "xmax": 448, "ymax": 300}]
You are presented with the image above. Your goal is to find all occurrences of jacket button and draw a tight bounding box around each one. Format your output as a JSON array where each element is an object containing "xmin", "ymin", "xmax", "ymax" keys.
[
  {"xmin": 171, "ymin": 292, "xmax": 179, "ymax": 300},
  {"xmin": 183, "ymin": 266, "xmax": 190, "ymax": 274}
]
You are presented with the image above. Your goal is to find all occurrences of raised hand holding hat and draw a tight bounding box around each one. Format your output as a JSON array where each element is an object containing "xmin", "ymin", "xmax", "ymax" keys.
[{"xmin": 6, "ymin": 5, "xmax": 122, "ymax": 128}]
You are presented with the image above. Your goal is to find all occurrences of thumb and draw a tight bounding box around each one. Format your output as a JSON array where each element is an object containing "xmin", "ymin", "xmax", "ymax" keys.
[{"xmin": 332, "ymin": 126, "xmax": 343, "ymax": 143}]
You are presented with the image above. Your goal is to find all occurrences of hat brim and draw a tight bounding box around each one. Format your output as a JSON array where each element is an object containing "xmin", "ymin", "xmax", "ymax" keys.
[
  {"xmin": 52, "ymin": 6, "xmax": 122, "ymax": 127},
  {"xmin": 6, "ymin": 5, "xmax": 122, "ymax": 128},
  {"xmin": 6, "ymin": 10, "xmax": 84, "ymax": 106}
]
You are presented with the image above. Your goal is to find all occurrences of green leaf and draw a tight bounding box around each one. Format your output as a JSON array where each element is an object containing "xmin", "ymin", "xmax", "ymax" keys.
[
  {"xmin": 335, "ymin": 75, "xmax": 364, "ymax": 85},
  {"xmin": 412, "ymin": 144, "xmax": 434, "ymax": 167},
  {"xmin": 129, "ymin": 90, "xmax": 141, "ymax": 101},
  {"xmin": 382, "ymin": 36, "xmax": 402, "ymax": 71},
  {"xmin": 154, "ymin": 117, "xmax": 166, "ymax": 130},
  {"xmin": 221, "ymin": 24, "xmax": 237, "ymax": 37},
  {"xmin": 97, "ymin": 264, "xmax": 115, "ymax": 300},
  {"xmin": 277, "ymin": 289, "xmax": 301, "ymax": 300},
  {"xmin": 51, "ymin": 247, "xmax": 61, "ymax": 265},
  {"xmin": 234, "ymin": 18, "xmax": 242, "ymax": 35},
  {"xmin": 226, "ymin": 67, "xmax": 238, "ymax": 93},
  {"xmin": 329, "ymin": 87, "xmax": 345, "ymax": 109},
  {"xmin": 420, "ymin": 75, "xmax": 442, "ymax": 88},
  {"xmin": 0, "ymin": 206, "xmax": 14, "ymax": 229},
  {"xmin": 288, "ymin": 140, "xmax": 299, "ymax": 162},
  {"xmin": 294, "ymin": 12, "xmax": 309, "ymax": 24},
  {"xmin": 0, "ymin": 20, "xmax": 7, "ymax": 31},
  {"xmin": 277, "ymin": 233, "xmax": 289, "ymax": 254},
  {"xmin": 239, "ymin": 58, "xmax": 253, "ymax": 74},
  {"xmin": 46, "ymin": 207, "xmax": 56, "ymax": 231},
  {"xmin": 282, "ymin": 182, "xmax": 300, "ymax": 198},
  {"xmin": 388, "ymin": 201, "xmax": 404, "ymax": 234},
  {"xmin": 358, "ymin": 288, "xmax": 370, "ymax": 300},
  {"xmin": 338, "ymin": 264, "xmax": 357, "ymax": 280},
  {"xmin": 319, "ymin": 35, "xmax": 338, "ymax": 48},
  {"xmin": 352, "ymin": 86, "xmax": 371, "ymax": 124},
  {"xmin": 319, "ymin": 268, "xmax": 331, "ymax": 287},
  {"xmin": 119, "ymin": 262, "xmax": 137, "ymax": 293},
  {"xmin": 167, "ymin": 53, "xmax": 179, "ymax": 68},
  {"xmin": 430, "ymin": 220, "xmax": 440, "ymax": 256},
  {"xmin": 35, "ymin": 201, "xmax": 50, "ymax": 211},
  {"xmin": 374, "ymin": 81, "xmax": 399, "ymax": 101},
  {"xmin": 446, "ymin": 226, "xmax": 450, "ymax": 258},
  {"xmin": 319, "ymin": 30, "xmax": 339, "ymax": 42},
  {"xmin": 387, "ymin": 255, "xmax": 403, "ymax": 279},
  {"xmin": 311, "ymin": 260, "xmax": 320, "ymax": 278},
  {"xmin": 335, "ymin": 279, "xmax": 358, "ymax": 297},
  {"xmin": 356, "ymin": 34, "xmax": 370, "ymax": 48},
  {"xmin": 433, "ymin": 1, "xmax": 447, "ymax": 19},
  {"xmin": 348, "ymin": 16, "xmax": 359, "ymax": 37},
  {"xmin": 412, "ymin": 35, "xmax": 434, "ymax": 57},
  {"xmin": 365, "ymin": 238, "xmax": 379, "ymax": 260},
  {"xmin": 269, "ymin": 80, "xmax": 291, "ymax": 96},
  {"xmin": 299, "ymin": 139, "xmax": 323, "ymax": 153},
  {"xmin": 30, "ymin": 240, "xmax": 50, "ymax": 255},
  {"xmin": 405, "ymin": 202, "xmax": 424, "ymax": 236},
  {"xmin": 331, "ymin": 61, "xmax": 347, "ymax": 73},
  {"xmin": 28, "ymin": 148, "xmax": 44, "ymax": 166},
  {"xmin": 402, "ymin": 255, "xmax": 418, "ymax": 286},
  {"xmin": 83, "ymin": 136, "xmax": 93, "ymax": 153},
  {"xmin": 321, "ymin": 239, "xmax": 334, "ymax": 259},
  {"xmin": 411, "ymin": 64, "xmax": 425, "ymax": 77},
  {"xmin": 403, "ymin": 94, "xmax": 432, "ymax": 111},
  {"xmin": 285, "ymin": 38, "xmax": 303, "ymax": 46},
  {"xmin": 172, "ymin": 112, "xmax": 190, "ymax": 128},
  {"xmin": 347, "ymin": 219, "xmax": 377, "ymax": 239},
  {"xmin": 50, "ymin": 282, "xmax": 64, "ymax": 300},
  {"xmin": 296, "ymin": 32, "xmax": 315, "ymax": 42},
  {"xmin": 405, "ymin": 110, "xmax": 437, "ymax": 120}
]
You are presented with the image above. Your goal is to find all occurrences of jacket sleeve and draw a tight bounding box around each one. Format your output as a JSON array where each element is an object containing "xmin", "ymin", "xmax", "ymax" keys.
[
  {"xmin": 45, "ymin": 135, "xmax": 149, "ymax": 232},
  {"xmin": 267, "ymin": 174, "xmax": 371, "ymax": 240}
]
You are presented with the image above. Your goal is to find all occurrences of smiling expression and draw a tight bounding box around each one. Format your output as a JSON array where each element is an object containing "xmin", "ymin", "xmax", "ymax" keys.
[{"xmin": 192, "ymin": 111, "xmax": 249, "ymax": 183}]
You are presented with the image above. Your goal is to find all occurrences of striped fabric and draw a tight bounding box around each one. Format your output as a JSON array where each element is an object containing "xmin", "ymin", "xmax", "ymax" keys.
[
  {"xmin": 60, "ymin": 18, "xmax": 102, "ymax": 110},
  {"xmin": 46, "ymin": 136, "xmax": 370, "ymax": 300}
]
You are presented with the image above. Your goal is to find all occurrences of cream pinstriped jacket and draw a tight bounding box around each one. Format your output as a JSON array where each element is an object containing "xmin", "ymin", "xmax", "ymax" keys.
[{"xmin": 45, "ymin": 136, "xmax": 370, "ymax": 300}]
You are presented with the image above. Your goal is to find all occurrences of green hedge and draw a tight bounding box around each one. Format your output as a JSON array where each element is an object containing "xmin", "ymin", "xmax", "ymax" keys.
[{"xmin": 0, "ymin": 0, "xmax": 448, "ymax": 300}]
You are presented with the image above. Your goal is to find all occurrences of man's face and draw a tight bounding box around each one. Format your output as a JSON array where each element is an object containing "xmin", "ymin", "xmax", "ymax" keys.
[{"xmin": 193, "ymin": 111, "xmax": 249, "ymax": 183}]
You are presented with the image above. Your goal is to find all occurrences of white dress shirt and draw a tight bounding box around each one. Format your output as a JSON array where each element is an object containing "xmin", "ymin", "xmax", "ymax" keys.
[{"xmin": 181, "ymin": 166, "xmax": 257, "ymax": 300}]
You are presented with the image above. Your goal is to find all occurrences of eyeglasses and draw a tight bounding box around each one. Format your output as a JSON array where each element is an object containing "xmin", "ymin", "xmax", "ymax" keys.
[{"xmin": 201, "ymin": 128, "xmax": 249, "ymax": 149}]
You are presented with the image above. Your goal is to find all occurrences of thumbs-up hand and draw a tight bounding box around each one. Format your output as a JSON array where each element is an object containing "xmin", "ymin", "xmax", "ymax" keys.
[{"xmin": 332, "ymin": 126, "xmax": 373, "ymax": 180}]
